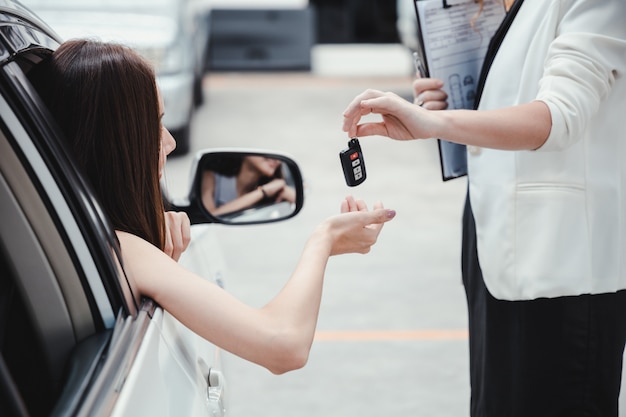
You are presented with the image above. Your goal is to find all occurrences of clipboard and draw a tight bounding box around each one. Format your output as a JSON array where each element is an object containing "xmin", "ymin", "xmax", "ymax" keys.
[{"xmin": 412, "ymin": 0, "xmax": 506, "ymax": 181}]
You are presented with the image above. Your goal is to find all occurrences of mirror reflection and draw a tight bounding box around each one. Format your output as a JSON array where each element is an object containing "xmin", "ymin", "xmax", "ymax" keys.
[{"xmin": 201, "ymin": 154, "xmax": 298, "ymax": 223}]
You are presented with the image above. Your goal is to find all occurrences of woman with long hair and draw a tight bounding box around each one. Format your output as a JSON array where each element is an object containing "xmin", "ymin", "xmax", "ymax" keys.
[
  {"xmin": 33, "ymin": 39, "xmax": 396, "ymax": 374},
  {"xmin": 343, "ymin": 0, "xmax": 626, "ymax": 415}
]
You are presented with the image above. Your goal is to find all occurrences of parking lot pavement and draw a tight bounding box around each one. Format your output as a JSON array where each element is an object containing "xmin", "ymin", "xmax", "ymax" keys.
[{"xmin": 162, "ymin": 44, "xmax": 626, "ymax": 417}]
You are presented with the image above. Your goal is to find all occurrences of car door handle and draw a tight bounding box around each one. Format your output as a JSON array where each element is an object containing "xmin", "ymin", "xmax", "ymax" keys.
[{"xmin": 207, "ymin": 368, "xmax": 226, "ymax": 417}]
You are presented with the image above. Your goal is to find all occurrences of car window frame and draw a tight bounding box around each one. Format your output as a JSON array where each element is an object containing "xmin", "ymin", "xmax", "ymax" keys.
[{"xmin": 0, "ymin": 22, "xmax": 157, "ymax": 414}]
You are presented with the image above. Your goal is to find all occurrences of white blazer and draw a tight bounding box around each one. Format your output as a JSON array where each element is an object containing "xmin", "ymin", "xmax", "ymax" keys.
[{"xmin": 468, "ymin": 0, "xmax": 626, "ymax": 300}]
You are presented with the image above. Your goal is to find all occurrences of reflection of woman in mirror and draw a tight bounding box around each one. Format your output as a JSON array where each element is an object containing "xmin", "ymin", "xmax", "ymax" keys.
[{"xmin": 202, "ymin": 155, "xmax": 296, "ymax": 215}]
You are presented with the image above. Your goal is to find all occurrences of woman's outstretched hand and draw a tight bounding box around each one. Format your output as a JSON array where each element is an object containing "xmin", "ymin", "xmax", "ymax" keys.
[
  {"xmin": 320, "ymin": 195, "xmax": 395, "ymax": 256},
  {"xmin": 342, "ymin": 81, "xmax": 448, "ymax": 141},
  {"xmin": 341, "ymin": 89, "xmax": 424, "ymax": 140}
]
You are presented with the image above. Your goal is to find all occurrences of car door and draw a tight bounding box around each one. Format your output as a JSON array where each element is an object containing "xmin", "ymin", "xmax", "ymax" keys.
[{"xmin": 0, "ymin": 5, "xmax": 225, "ymax": 416}]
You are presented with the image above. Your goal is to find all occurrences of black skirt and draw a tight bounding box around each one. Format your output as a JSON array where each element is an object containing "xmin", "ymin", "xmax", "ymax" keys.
[{"xmin": 461, "ymin": 193, "xmax": 626, "ymax": 417}]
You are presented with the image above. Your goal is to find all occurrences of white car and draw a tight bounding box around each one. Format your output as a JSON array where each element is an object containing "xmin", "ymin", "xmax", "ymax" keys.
[
  {"xmin": 0, "ymin": 1, "xmax": 304, "ymax": 415},
  {"xmin": 26, "ymin": 0, "xmax": 211, "ymax": 154}
]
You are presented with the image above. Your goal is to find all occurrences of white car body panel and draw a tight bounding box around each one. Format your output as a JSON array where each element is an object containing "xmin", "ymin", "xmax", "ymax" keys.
[
  {"xmin": 111, "ymin": 226, "xmax": 228, "ymax": 417},
  {"xmin": 202, "ymin": 0, "xmax": 308, "ymax": 9},
  {"xmin": 27, "ymin": 0, "xmax": 205, "ymax": 145},
  {"xmin": 29, "ymin": 11, "xmax": 178, "ymax": 48},
  {"xmin": 110, "ymin": 309, "xmax": 225, "ymax": 417}
]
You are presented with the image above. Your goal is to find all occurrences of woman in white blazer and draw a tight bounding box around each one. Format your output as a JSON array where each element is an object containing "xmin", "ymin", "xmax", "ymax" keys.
[{"xmin": 342, "ymin": 0, "xmax": 626, "ymax": 415}]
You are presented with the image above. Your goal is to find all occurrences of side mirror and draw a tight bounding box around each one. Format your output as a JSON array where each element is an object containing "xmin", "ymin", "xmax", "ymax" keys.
[{"xmin": 167, "ymin": 149, "xmax": 305, "ymax": 225}]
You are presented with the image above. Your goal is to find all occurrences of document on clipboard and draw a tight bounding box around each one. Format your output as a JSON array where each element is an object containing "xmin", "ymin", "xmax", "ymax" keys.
[{"xmin": 413, "ymin": 0, "xmax": 506, "ymax": 181}]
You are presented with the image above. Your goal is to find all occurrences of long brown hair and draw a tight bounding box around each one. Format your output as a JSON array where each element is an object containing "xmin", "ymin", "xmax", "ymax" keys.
[{"xmin": 32, "ymin": 39, "xmax": 166, "ymax": 249}]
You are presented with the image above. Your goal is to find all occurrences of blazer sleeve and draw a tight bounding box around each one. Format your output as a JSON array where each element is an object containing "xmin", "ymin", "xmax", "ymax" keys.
[{"xmin": 536, "ymin": 0, "xmax": 626, "ymax": 152}]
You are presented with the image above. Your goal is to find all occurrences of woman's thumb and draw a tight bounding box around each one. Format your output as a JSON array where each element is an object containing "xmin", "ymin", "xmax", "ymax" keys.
[{"xmin": 369, "ymin": 208, "xmax": 396, "ymax": 224}]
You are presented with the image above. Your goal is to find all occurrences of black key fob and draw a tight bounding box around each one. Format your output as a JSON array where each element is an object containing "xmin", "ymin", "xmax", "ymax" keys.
[{"xmin": 339, "ymin": 138, "xmax": 366, "ymax": 187}]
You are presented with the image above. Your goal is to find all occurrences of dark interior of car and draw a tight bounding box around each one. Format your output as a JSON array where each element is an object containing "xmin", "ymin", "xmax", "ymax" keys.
[{"xmin": 0, "ymin": 247, "xmax": 56, "ymax": 417}]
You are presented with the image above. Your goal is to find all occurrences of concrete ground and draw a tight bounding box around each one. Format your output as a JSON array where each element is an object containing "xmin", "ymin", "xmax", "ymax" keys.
[{"xmin": 163, "ymin": 44, "xmax": 626, "ymax": 417}]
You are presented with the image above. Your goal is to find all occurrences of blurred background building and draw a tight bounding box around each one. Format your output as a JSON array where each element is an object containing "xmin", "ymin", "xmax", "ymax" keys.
[{"xmin": 204, "ymin": 0, "xmax": 403, "ymax": 72}]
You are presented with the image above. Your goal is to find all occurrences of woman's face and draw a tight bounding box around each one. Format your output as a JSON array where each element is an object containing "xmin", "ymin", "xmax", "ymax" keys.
[
  {"xmin": 245, "ymin": 156, "xmax": 281, "ymax": 177},
  {"xmin": 158, "ymin": 90, "xmax": 176, "ymax": 179}
]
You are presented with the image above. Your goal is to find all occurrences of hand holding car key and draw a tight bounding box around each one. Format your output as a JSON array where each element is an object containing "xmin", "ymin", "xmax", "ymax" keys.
[{"xmin": 339, "ymin": 137, "xmax": 366, "ymax": 186}]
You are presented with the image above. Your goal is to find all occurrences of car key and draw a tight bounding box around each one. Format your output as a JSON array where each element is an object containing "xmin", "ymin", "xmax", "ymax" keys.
[{"xmin": 339, "ymin": 137, "xmax": 366, "ymax": 187}]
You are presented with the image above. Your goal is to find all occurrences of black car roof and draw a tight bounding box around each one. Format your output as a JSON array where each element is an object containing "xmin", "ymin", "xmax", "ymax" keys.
[{"xmin": 0, "ymin": 0, "xmax": 61, "ymax": 63}]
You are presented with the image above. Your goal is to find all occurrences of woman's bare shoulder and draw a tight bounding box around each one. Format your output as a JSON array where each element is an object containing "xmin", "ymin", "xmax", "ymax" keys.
[
  {"xmin": 115, "ymin": 230, "xmax": 170, "ymax": 266},
  {"xmin": 114, "ymin": 230, "xmax": 217, "ymax": 305},
  {"xmin": 116, "ymin": 230, "xmax": 157, "ymax": 249},
  {"xmin": 114, "ymin": 230, "xmax": 181, "ymax": 295}
]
